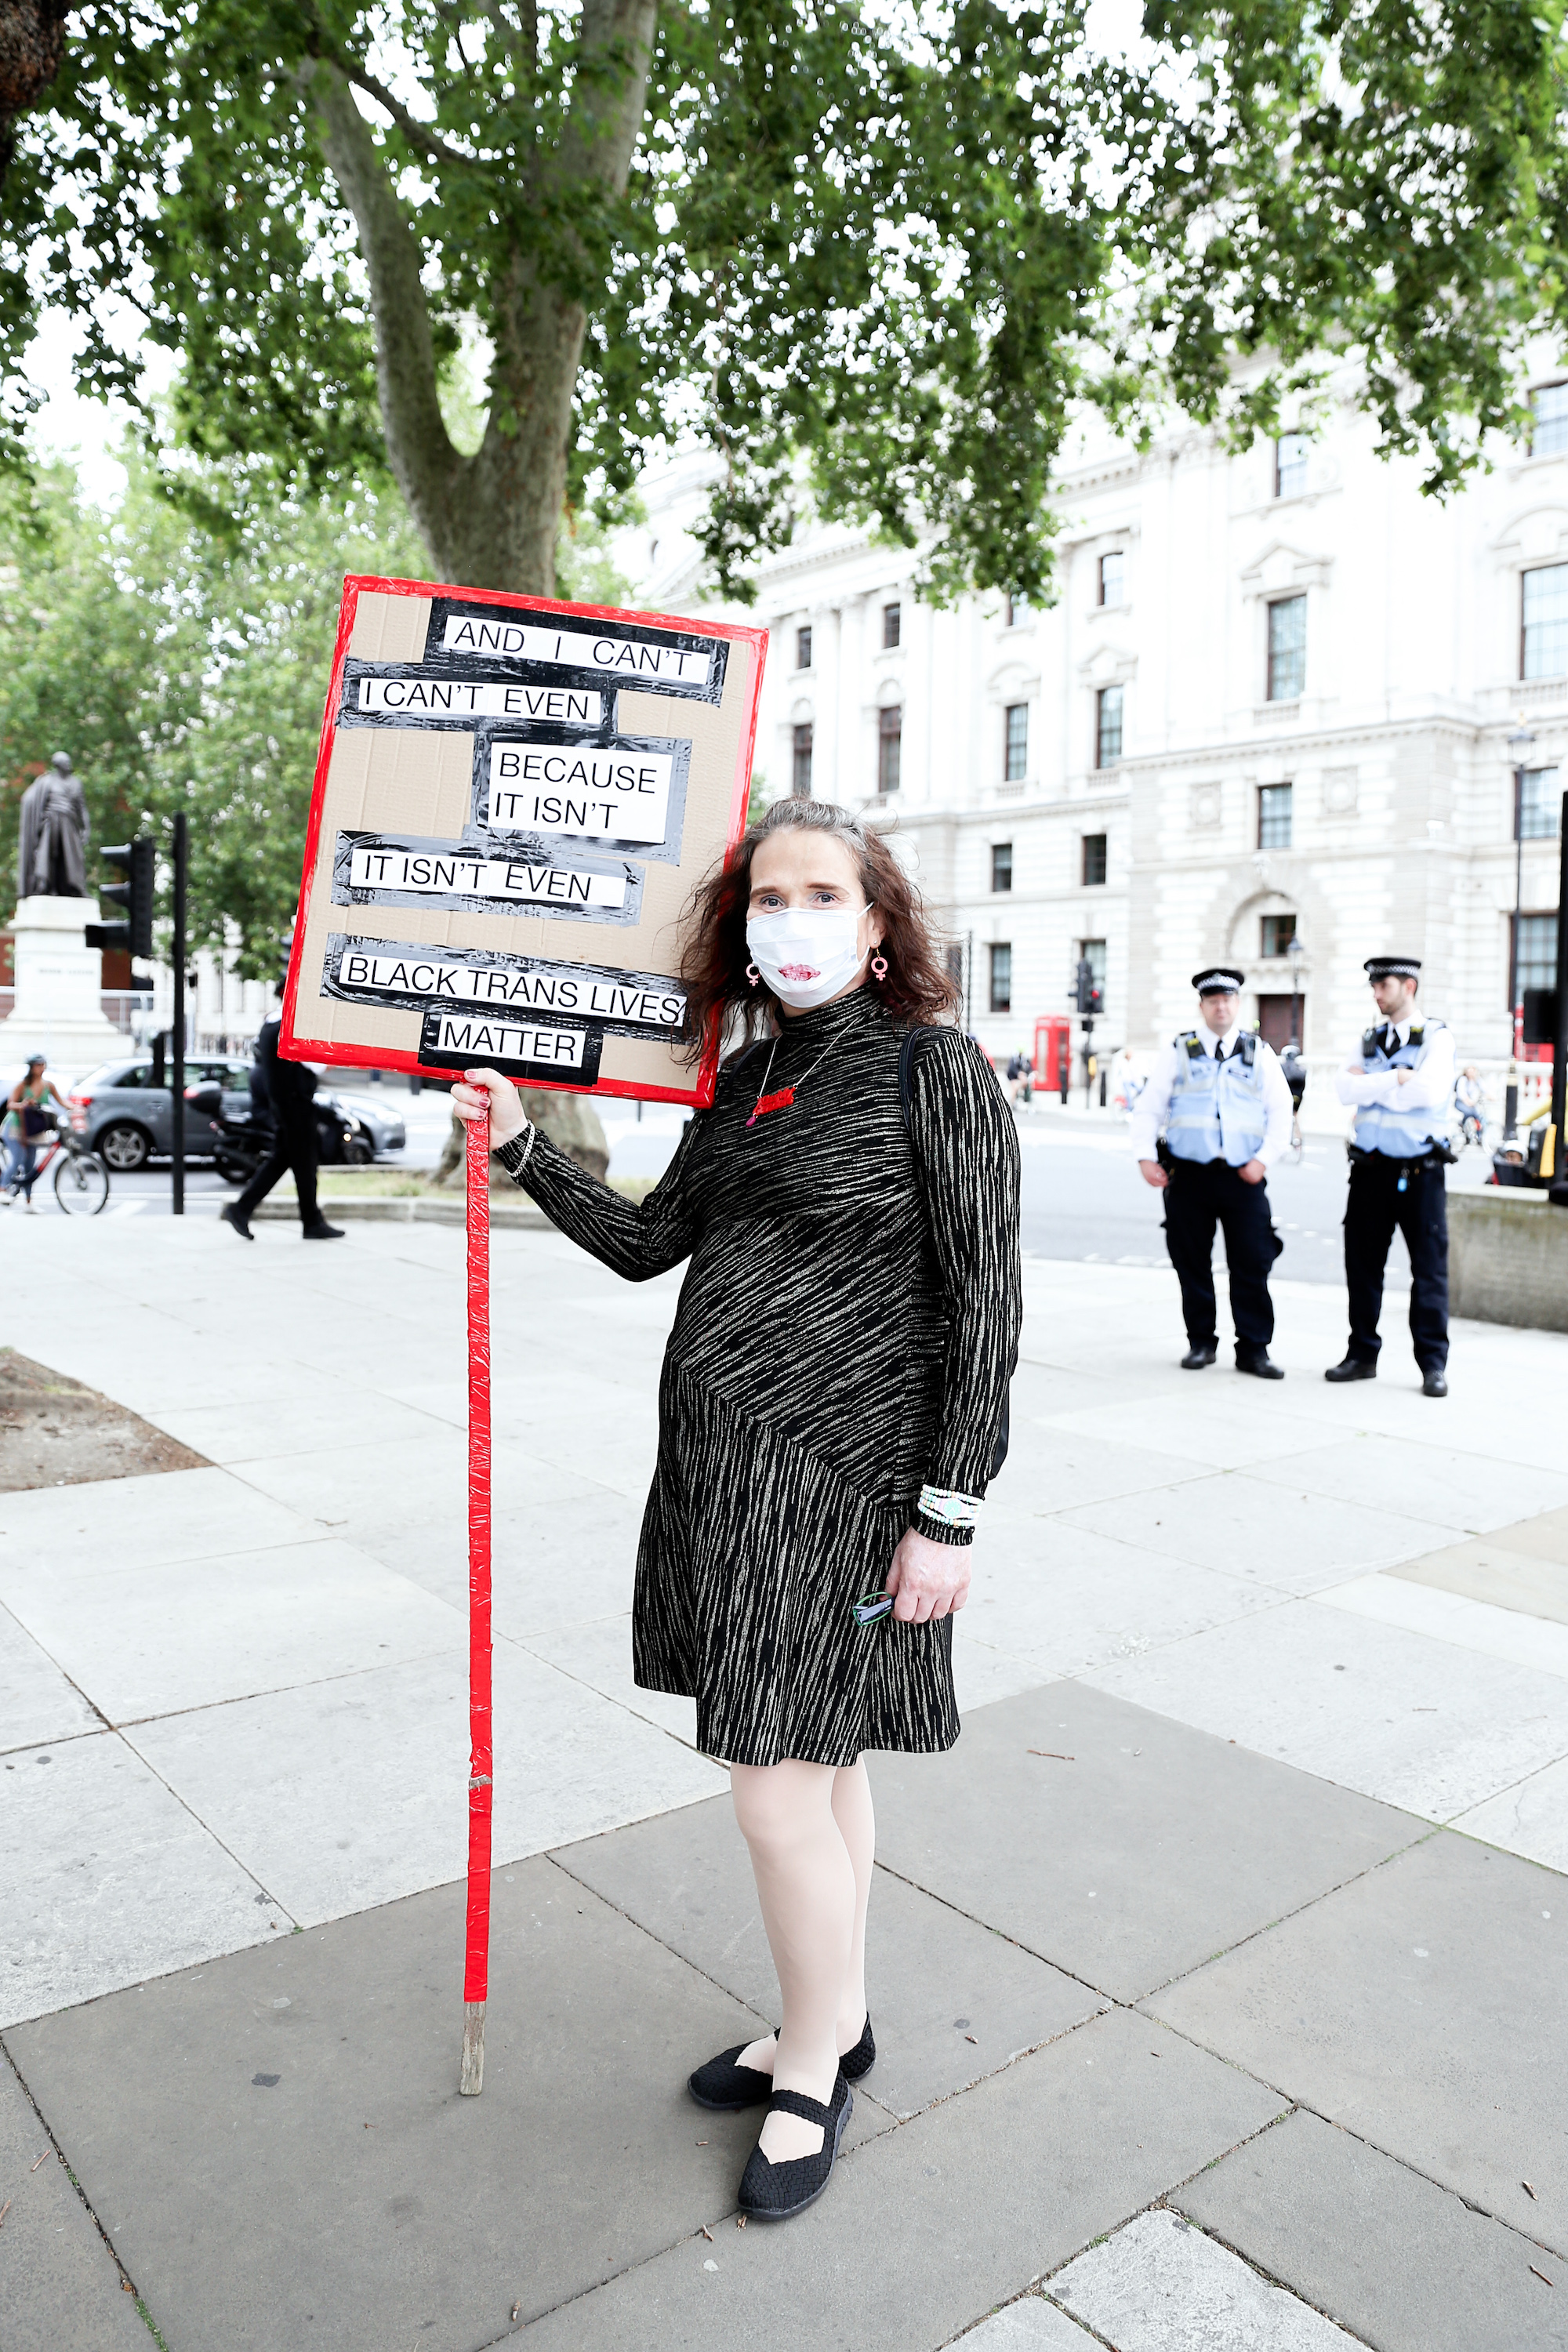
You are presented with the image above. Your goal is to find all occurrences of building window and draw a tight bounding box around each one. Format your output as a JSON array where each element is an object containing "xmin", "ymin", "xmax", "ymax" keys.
[
  {"xmin": 1095, "ymin": 684, "xmax": 1123, "ymax": 768},
  {"xmin": 791, "ymin": 724, "xmax": 813, "ymax": 798},
  {"xmin": 991, "ymin": 841, "xmax": 1013, "ymax": 893},
  {"xmin": 989, "ymin": 942, "xmax": 1012, "ymax": 1014},
  {"xmin": 796, "ymin": 625, "xmax": 812, "ymax": 670},
  {"xmin": 1004, "ymin": 702, "xmax": 1029, "ymax": 781},
  {"xmin": 1078, "ymin": 937, "xmax": 1106, "ymax": 1009},
  {"xmin": 1258, "ymin": 782, "xmax": 1294, "ymax": 849},
  {"xmin": 883, "ymin": 601, "xmax": 902, "ymax": 650},
  {"xmin": 1260, "ymin": 912, "xmax": 1298, "ymax": 957},
  {"xmin": 1518, "ymin": 767, "xmax": 1562, "ymax": 839},
  {"xmin": 1530, "ymin": 383, "xmax": 1568, "ymax": 458},
  {"xmin": 1098, "ymin": 550, "xmax": 1124, "ymax": 606},
  {"xmin": 1081, "ymin": 833, "xmax": 1107, "ymax": 887},
  {"xmin": 1515, "ymin": 912, "xmax": 1559, "ymax": 993},
  {"xmin": 1005, "ymin": 593, "xmax": 1030, "ymax": 627},
  {"xmin": 877, "ymin": 704, "xmax": 902, "ymax": 794},
  {"xmin": 1267, "ymin": 595, "xmax": 1306, "ymax": 701},
  {"xmin": 1523, "ymin": 564, "xmax": 1568, "ymax": 679},
  {"xmin": 1275, "ymin": 433, "xmax": 1309, "ymax": 497}
]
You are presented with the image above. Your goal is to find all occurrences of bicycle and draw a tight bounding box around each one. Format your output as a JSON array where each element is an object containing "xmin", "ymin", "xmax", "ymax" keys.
[{"xmin": 3, "ymin": 1117, "xmax": 111, "ymax": 1214}]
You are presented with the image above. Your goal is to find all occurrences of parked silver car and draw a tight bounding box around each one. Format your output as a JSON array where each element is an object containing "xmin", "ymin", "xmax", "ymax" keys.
[{"xmin": 67, "ymin": 1059, "xmax": 406, "ymax": 1171}]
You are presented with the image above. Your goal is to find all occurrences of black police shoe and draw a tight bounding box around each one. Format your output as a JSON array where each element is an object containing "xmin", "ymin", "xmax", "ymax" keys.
[
  {"xmin": 1236, "ymin": 1351, "xmax": 1284, "ymax": 1380},
  {"xmin": 1422, "ymin": 1369, "xmax": 1449, "ymax": 1397},
  {"xmin": 1324, "ymin": 1357, "xmax": 1377, "ymax": 1383},
  {"xmin": 1181, "ymin": 1341, "xmax": 1218, "ymax": 1370}
]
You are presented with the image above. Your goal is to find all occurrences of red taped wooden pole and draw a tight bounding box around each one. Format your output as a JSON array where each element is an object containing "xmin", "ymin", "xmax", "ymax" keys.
[{"xmin": 459, "ymin": 1111, "xmax": 493, "ymax": 2095}]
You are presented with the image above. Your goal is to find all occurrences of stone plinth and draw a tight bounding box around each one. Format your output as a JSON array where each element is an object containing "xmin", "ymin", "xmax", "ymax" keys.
[
  {"xmin": 0, "ymin": 896, "xmax": 126, "ymax": 1079},
  {"xmin": 1449, "ymin": 1187, "xmax": 1568, "ymax": 1332}
]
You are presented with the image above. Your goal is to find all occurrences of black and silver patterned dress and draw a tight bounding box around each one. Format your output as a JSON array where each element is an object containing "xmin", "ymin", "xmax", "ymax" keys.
[{"xmin": 498, "ymin": 984, "xmax": 1022, "ymax": 1768}]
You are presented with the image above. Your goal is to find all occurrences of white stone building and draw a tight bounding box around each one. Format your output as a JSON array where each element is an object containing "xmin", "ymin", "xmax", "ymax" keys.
[{"xmin": 626, "ymin": 370, "xmax": 1567, "ymax": 1114}]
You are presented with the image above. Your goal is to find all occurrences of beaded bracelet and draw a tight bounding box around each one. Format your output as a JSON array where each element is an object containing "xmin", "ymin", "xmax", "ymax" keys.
[{"xmin": 917, "ymin": 1483, "xmax": 984, "ymax": 1531}]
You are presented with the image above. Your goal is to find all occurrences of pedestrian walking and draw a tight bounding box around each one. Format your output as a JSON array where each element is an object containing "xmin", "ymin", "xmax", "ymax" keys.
[
  {"xmin": 1326, "ymin": 956, "xmax": 1454, "ymax": 1396},
  {"xmin": 220, "ymin": 990, "xmax": 343, "ymax": 1241},
  {"xmin": 2, "ymin": 1054, "xmax": 70, "ymax": 1211},
  {"xmin": 1133, "ymin": 967, "xmax": 1293, "ymax": 1375},
  {"xmin": 454, "ymin": 797, "xmax": 1021, "ymax": 2223}
]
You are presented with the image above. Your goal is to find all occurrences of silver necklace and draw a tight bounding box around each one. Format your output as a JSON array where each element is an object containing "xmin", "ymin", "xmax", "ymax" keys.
[{"xmin": 745, "ymin": 1014, "xmax": 856, "ymax": 1128}]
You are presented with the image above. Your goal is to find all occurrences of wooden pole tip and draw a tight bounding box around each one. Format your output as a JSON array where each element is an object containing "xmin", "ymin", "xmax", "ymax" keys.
[{"xmin": 459, "ymin": 2000, "xmax": 486, "ymax": 2096}]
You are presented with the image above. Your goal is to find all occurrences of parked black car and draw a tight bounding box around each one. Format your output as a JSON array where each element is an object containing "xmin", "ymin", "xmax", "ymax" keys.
[{"xmin": 69, "ymin": 1058, "xmax": 405, "ymax": 1171}]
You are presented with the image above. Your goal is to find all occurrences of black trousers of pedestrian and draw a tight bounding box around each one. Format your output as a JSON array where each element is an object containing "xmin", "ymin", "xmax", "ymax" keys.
[
  {"xmin": 233, "ymin": 1112, "xmax": 321, "ymax": 1229},
  {"xmin": 1344, "ymin": 1154, "xmax": 1448, "ymax": 1372},
  {"xmin": 1162, "ymin": 1156, "xmax": 1279, "ymax": 1352}
]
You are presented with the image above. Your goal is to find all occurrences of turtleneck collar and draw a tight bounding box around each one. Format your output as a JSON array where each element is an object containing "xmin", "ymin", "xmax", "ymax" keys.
[{"xmin": 770, "ymin": 983, "xmax": 885, "ymax": 1045}]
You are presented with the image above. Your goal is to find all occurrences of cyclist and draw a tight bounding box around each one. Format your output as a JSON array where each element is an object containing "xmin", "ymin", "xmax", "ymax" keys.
[
  {"xmin": 2, "ymin": 1052, "xmax": 71, "ymax": 1211},
  {"xmin": 1454, "ymin": 1065, "xmax": 1485, "ymax": 1149}
]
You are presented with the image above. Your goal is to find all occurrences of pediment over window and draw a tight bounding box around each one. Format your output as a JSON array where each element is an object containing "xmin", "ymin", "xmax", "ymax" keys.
[{"xmin": 1240, "ymin": 540, "xmax": 1332, "ymax": 597}]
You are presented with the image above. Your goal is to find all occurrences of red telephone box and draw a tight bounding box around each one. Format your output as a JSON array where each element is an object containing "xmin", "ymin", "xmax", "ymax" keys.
[{"xmin": 1034, "ymin": 1015, "xmax": 1073, "ymax": 1101}]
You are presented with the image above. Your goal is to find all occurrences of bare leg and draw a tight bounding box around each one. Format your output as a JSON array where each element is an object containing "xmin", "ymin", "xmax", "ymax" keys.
[
  {"xmin": 732, "ymin": 1755, "xmax": 875, "ymax": 2081},
  {"xmin": 830, "ymin": 1756, "xmax": 874, "ymax": 2045},
  {"xmin": 731, "ymin": 1759, "xmax": 856, "ymax": 2161}
]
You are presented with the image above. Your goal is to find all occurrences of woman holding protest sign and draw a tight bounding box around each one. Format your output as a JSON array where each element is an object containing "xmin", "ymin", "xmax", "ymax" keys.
[{"xmin": 453, "ymin": 797, "xmax": 1020, "ymax": 2222}]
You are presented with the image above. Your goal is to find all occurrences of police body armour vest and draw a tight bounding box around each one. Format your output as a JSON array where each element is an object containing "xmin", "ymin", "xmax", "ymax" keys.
[
  {"xmin": 1164, "ymin": 1031, "xmax": 1269, "ymax": 1166},
  {"xmin": 1353, "ymin": 1020, "xmax": 1449, "ymax": 1158}
]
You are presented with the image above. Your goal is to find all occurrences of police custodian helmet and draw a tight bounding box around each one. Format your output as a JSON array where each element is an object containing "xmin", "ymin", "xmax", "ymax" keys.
[{"xmin": 1191, "ymin": 967, "xmax": 1245, "ymax": 994}]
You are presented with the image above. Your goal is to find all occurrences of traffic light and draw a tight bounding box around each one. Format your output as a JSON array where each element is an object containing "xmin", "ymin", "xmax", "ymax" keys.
[
  {"xmin": 1073, "ymin": 956, "xmax": 1104, "ymax": 1016},
  {"xmin": 85, "ymin": 838, "xmax": 154, "ymax": 960}
]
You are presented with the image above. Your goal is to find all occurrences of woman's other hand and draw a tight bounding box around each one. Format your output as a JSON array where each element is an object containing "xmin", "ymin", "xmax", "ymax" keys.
[
  {"xmin": 451, "ymin": 1069, "xmax": 529, "ymax": 1151},
  {"xmin": 886, "ymin": 1526, "xmax": 971, "ymax": 1624}
]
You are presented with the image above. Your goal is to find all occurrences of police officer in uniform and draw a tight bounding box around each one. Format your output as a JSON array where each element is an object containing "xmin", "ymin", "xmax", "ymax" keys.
[
  {"xmin": 1134, "ymin": 967, "xmax": 1294, "ymax": 1375},
  {"xmin": 1327, "ymin": 956, "xmax": 1454, "ymax": 1396}
]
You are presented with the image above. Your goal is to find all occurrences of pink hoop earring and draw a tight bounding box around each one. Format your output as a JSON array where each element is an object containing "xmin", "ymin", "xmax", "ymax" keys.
[
  {"xmin": 746, "ymin": 963, "xmax": 760, "ymax": 988},
  {"xmin": 870, "ymin": 951, "xmax": 889, "ymax": 981}
]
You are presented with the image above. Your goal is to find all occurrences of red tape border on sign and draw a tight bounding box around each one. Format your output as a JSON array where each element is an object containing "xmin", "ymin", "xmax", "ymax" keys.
[{"xmin": 463, "ymin": 1115, "xmax": 493, "ymax": 2004}]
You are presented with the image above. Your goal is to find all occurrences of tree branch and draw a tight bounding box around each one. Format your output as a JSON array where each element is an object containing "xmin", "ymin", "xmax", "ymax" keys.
[{"xmin": 298, "ymin": 58, "xmax": 462, "ymax": 551}]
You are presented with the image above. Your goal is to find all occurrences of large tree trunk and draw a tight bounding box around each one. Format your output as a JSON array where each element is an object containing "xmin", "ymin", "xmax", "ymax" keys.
[
  {"xmin": 0, "ymin": 0, "xmax": 69, "ymax": 181},
  {"xmin": 303, "ymin": 0, "xmax": 656, "ymax": 597}
]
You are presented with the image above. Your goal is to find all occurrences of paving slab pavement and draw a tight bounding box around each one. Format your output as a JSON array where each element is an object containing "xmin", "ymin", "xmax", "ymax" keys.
[
  {"xmin": 1147, "ymin": 1831, "xmax": 1568, "ymax": 2256},
  {"xmin": 5, "ymin": 1862, "xmax": 782, "ymax": 2352},
  {"xmin": 1, "ymin": 2046, "xmax": 149, "ymax": 2352},
  {"xmin": 516, "ymin": 2005, "xmax": 1286, "ymax": 2352},
  {"xmin": 556, "ymin": 1790, "xmax": 1109, "ymax": 2118},
  {"xmin": 3, "ymin": 1214, "xmax": 1567, "ymax": 2348},
  {"xmin": 1046, "ymin": 2205, "xmax": 1361, "ymax": 2349},
  {"xmin": 870, "ymin": 1682, "xmax": 1425, "ymax": 2002},
  {"xmin": 1176, "ymin": 2108, "xmax": 1568, "ymax": 2352}
]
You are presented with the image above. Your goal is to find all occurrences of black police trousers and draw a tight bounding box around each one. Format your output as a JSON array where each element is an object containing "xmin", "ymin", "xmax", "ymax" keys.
[
  {"xmin": 233, "ymin": 1109, "xmax": 321, "ymax": 1230},
  {"xmin": 1162, "ymin": 1156, "xmax": 1279, "ymax": 1352},
  {"xmin": 1344, "ymin": 1153, "xmax": 1448, "ymax": 1373}
]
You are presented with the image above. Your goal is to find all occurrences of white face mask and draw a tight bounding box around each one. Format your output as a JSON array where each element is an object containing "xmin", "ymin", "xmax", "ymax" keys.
[{"xmin": 746, "ymin": 905, "xmax": 869, "ymax": 1009}]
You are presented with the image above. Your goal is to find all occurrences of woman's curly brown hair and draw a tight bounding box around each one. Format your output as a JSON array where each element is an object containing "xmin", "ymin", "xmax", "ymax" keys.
[{"xmin": 678, "ymin": 797, "xmax": 961, "ymax": 1064}]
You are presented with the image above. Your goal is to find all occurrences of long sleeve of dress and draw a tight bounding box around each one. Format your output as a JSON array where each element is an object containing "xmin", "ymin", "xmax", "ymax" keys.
[
  {"xmin": 906, "ymin": 1033, "xmax": 1023, "ymax": 1546},
  {"xmin": 499, "ymin": 1116, "xmax": 702, "ymax": 1282}
]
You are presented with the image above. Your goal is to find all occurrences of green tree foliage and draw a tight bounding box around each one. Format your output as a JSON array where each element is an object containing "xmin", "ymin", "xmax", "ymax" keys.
[
  {"xmin": 0, "ymin": 453, "xmax": 629, "ymax": 967},
  {"xmin": 2, "ymin": 1, "xmax": 1563, "ymax": 606}
]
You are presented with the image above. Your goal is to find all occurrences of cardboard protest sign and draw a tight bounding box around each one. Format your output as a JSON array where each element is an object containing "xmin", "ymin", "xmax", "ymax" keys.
[{"xmin": 282, "ymin": 578, "xmax": 768, "ymax": 1105}]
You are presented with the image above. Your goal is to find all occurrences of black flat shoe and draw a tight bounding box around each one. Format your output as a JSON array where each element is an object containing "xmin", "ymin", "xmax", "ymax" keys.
[
  {"xmin": 688, "ymin": 2015, "xmax": 875, "ymax": 2111},
  {"xmin": 1324, "ymin": 1356, "xmax": 1377, "ymax": 1383},
  {"xmin": 1422, "ymin": 1370, "xmax": 1449, "ymax": 1397},
  {"xmin": 737, "ymin": 2072, "xmax": 851, "ymax": 2222},
  {"xmin": 1181, "ymin": 1341, "xmax": 1218, "ymax": 1369},
  {"xmin": 1236, "ymin": 1351, "xmax": 1284, "ymax": 1380}
]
